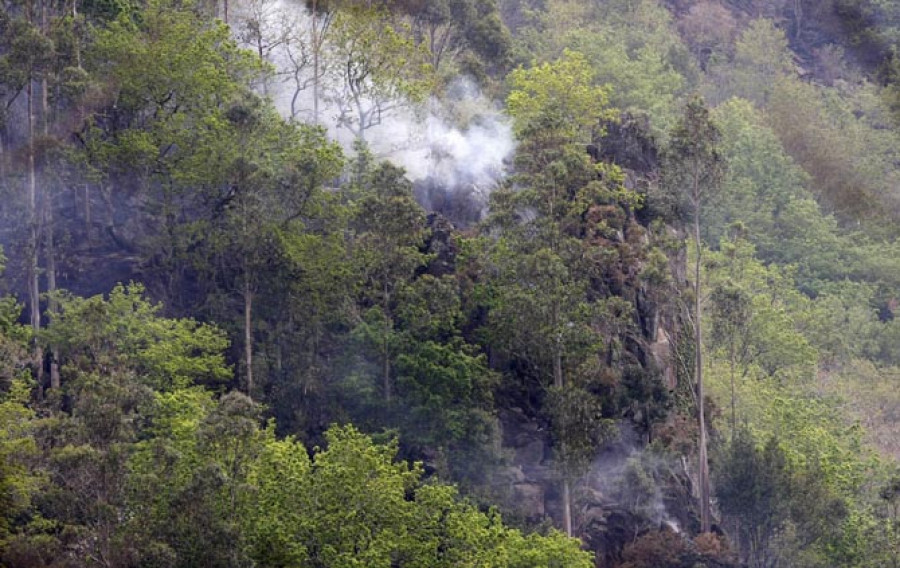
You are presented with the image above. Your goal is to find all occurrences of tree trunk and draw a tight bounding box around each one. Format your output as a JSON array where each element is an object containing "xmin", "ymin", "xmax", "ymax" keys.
[
  {"xmin": 383, "ymin": 283, "xmax": 392, "ymax": 402},
  {"xmin": 383, "ymin": 337, "xmax": 391, "ymax": 401},
  {"xmin": 73, "ymin": 0, "xmax": 81, "ymax": 66},
  {"xmin": 553, "ymin": 345, "xmax": 563, "ymax": 390},
  {"xmin": 244, "ymin": 274, "xmax": 253, "ymax": 398},
  {"xmin": 41, "ymin": 2, "xmax": 60, "ymax": 389},
  {"xmin": 84, "ymin": 185, "xmax": 92, "ymax": 240},
  {"xmin": 694, "ymin": 186, "xmax": 711, "ymax": 534},
  {"xmin": 257, "ymin": 39, "xmax": 267, "ymax": 97},
  {"xmin": 552, "ymin": 302, "xmax": 572, "ymax": 536},
  {"xmin": 730, "ymin": 339, "xmax": 736, "ymax": 438},
  {"xmin": 552, "ymin": 301, "xmax": 563, "ymax": 390},
  {"xmin": 44, "ymin": 147, "xmax": 60, "ymax": 390},
  {"xmin": 27, "ymin": 87, "xmax": 38, "ymax": 331},
  {"xmin": 27, "ymin": 78, "xmax": 44, "ymax": 388},
  {"xmin": 312, "ymin": 3, "xmax": 320, "ymax": 125},
  {"xmin": 47, "ymin": 210, "xmax": 59, "ymax": 389},
  {"xmin": 792, "ymin": 0, "xmax": 802, "ymax": 40}
]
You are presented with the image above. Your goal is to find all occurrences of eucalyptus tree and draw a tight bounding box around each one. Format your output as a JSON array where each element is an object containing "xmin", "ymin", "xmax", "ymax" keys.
[
  {"xmin": 349, "ymin": 161, "xmax": 429, "ymax": 404},
  {"xmin": 483, "ymin": 50, "xmax": 636, "ymax": 535},
  {"xmin": 325, "ymin": 3, "xmax": 433, "ymax": 142},
  {"xmin": 664, "ymin": 95, "xmax": 724, "ymax": 533}
]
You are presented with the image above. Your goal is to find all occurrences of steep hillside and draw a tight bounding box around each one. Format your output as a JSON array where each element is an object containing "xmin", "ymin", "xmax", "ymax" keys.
[{"xmin": 2, "ymin": 1, "xmax": 900, "ymax": 567}]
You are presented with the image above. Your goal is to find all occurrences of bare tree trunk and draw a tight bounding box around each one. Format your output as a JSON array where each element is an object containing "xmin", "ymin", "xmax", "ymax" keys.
[
  {"xmin": 383, "ymin": 282, "xmax": 392, "ymax": 402},
  {"xmin": 730, "ymin": 340, "xmax": 736, "ymax": 438},
  {"xmin": 312, "ymin": 3, "xmax": 320, "ymax": 125},
  {"xmin": 0, "ymin": 132, "xmax": 5, "ymax": 179},
  {"xmin": 307, "ymin": 1, "xmax": 335, "ymax": 126},
  {"xmin": 47, "ymin": 209, "xmax": 59, "ymax": 389},
  {"xmin": 694, "ymin": 183, "xmax": 711, "ymax": 534},
  {"xmin": 244, "ymin": 274, "xmax": 253, "ymax": 398},
  {"xmin": 83, "ymin": 185, "xmax": 92, "ymax": 239},
  {"xmin": 553, "ymin": 343, "xmax": 563, "ymax": 390},
  {"xmin": 553, "ymin": 347, "xmax": 572, "ymax": 536},
  {"xmin": 26, "ymin": 0, "xmax": 39, "ymax": 334},
  {"xmin": 792, "ymin": 0, "xmax": 802, "ymax": 40},
  {"xmin": 41, "ymin": 0, "xmax": 60, "ymax": 389},
  {"xmin": 75, "ymin": 0, "xmax": 89, "ymax": 245},
  {"xmin": 383, "ymin": 337, "xmax": 391, "ymax": 401},
  {"xmin": 73, "ymin": 0, "xmax": 81, "ymax": 65},
  {"xmin": 257, "ymin": 39, "xmax": 268, "ymax": 97},
  {"xmin": 552, "ymin": 302, "xmax": 572, "ymax": 536},
  {"xmin": 27, "ymin": 78, "xmax": 43, "ymax": 387},
  {"xmin": 43, "ymin": 120, "xmax": 60, "ymax": 390}
]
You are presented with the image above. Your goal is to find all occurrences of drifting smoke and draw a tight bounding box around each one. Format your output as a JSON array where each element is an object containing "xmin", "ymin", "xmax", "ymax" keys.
[
  {"xmin": 584, "ymin": 426, "xmax": 682, "ymax": 533},
  {"xmin": 386, "ymin": 79, "xmax": 514, "ymax": 224},
  {"xmin": 386, "ymin": 79, "xmax": 514, "ymax": 192},
  {"xmin": 232, "ymin": 0, "xmax": 514, "ymax": 210}
]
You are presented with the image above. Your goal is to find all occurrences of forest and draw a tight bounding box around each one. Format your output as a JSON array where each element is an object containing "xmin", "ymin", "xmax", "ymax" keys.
[{"xmin": 3, "ymin": 0, "xmax": 900, "ymax": 566}]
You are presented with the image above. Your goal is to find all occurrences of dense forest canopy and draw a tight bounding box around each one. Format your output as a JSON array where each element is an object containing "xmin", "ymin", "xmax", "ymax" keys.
[{"xmin": 4, "ymin": 0, "xmax": 900, "ymax": 567}]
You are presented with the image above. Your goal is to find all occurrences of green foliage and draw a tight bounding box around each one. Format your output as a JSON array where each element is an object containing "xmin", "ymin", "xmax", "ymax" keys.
[
  {"xmin": 343, "ymin": 162, "xmax": 500, "ymax": 477},
  {"xmin": 514, "ymin": 0, "xmax": 694, "ymax": 136},
  {"xmin": 507, "ymin": 49, "xmax": 614, "ymax": 141},
  {"xmin": 9, "ymin": 0, "xmax": 900, "ymax": 565},
  {"xmin": 707, "ymin": 98, "xmax": 809, "ymax": 253},
  {"xmin": 700, "ymin": 229, "xmax": 900, "ymax": 564},
  {"xmin": 345, "ymin": 161, "xmax": 429, "ymax": 404},
  {"xmin": 86, "ymin": 0, "xmax": 262, "ymax": 186},
  {"xmin": 765, "ymin": 77, "xmax": 885, "ymax": 225},
  {"xmin": 0, "ymin": 375, "xmax": 39, "ymax": 546},
  {"xmin": 488, "ymin": 44, "xmax": 659, "ymax": 494},
  {"xmin": 0, "ymin": 285, "xmax": 233, "ymax": 566},
  {"xmin": 42, "ymin": 283, "xmax": 231, "ymax": 390},
  {"xmin": 715, "ymin": 427, "xmax": 856, "ymax": 568},
  {"xmin": 665, "ymin": 95, "xmax": 724, "ymax": 213},
  {"xmin": 593, "ymin": 0, "xmax": 694, "ymax": 114},
  {"xmin": 291, "ymin": 425, "xmax": 592, "ymax": 568},
  {"xmin": 705, "ymin": 238, "xmax": 817, "ymax": 382},
  {"xmin": 715, "ymin": 429, "xmax": 792, "ymax": 565},
  {"xmin": 400, "ymin": 0, "xmax": 512, "ymax": 82},
  {"xmin": 327, "ymin": 4, "xmax": 435, "ymax": 140},
  {"xmin": 0, "ymin": 279, "xmax": 589, "ymax": 565},
  {"xmin": 707, "ymin": 18, "xmax": 793, "ymax": 106}
]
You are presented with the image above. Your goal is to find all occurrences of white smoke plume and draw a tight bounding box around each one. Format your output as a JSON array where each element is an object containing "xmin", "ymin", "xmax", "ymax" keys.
[
  {"xmin": 381, "ymin": 79, "xmax": 514, "ymax": 192},
  {"xmin": 584, "ymin": 426, "xmax": 683, "ymax": 533},
  {"xmin": 231, "ymin": 0, "xmax": 514, "ymax": 201}
]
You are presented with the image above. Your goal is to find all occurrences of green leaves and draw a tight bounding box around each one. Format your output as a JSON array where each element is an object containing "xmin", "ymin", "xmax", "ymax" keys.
[
  {"xmin": 507, "ymin": 49, "xmax": 613, "ymax": 142},
  {"xmin": 343, "ymin": 163, "xmax": 498, "ymax": 465},
  {"xmin": 247, "ymin": 423, "xmax": 595, "ymax": 568},
  {"xmin": 715, "ymin": 427, "xmax": 854, "ymax": 567},
  {"xmin": 43, "ymin": 283, "xmax": 231, "ymax": 391},
  {"xmin": 328, "ymin": 4, "xmax": 435, "ymax": 139}
]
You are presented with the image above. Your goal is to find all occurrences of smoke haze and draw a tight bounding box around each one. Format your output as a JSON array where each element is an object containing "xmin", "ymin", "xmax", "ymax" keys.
[{"xmin": 233, "ymin": 0, "xmax": 514, "ymax": 200}]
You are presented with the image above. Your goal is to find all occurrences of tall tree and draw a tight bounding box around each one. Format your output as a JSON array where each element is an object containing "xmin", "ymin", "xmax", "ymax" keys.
[
  {"xmin": 489, "ymin": 50, "xmax": 633, "ymax": 535},
  {"xmin": 664, "ymin": 95, "xmax": 724, "ymax": 534},
  {"xmin": 400, "ymin": 0, "xmax": 510, "ymax": 80},
  {"xmin": 303, "ymin": 0, "xmax": 343, "ymax": 125},
  {"xmin": 1, "ymin": 1, "xmax": 55, "ymax": 386},
  {"xmin": 191, "ymin": 102, "xmax": 343, "ymax": 398},
  {"xmin": 326, "ymin": 3, "xmax": 433, "ymax": 142},
  {"xmin": 350, "ymin": 160, "xmax": 428, "ymax": 404},
  {"xmin": 83, "ymin": 0, "xmax": 263, "ymax": 305}
]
